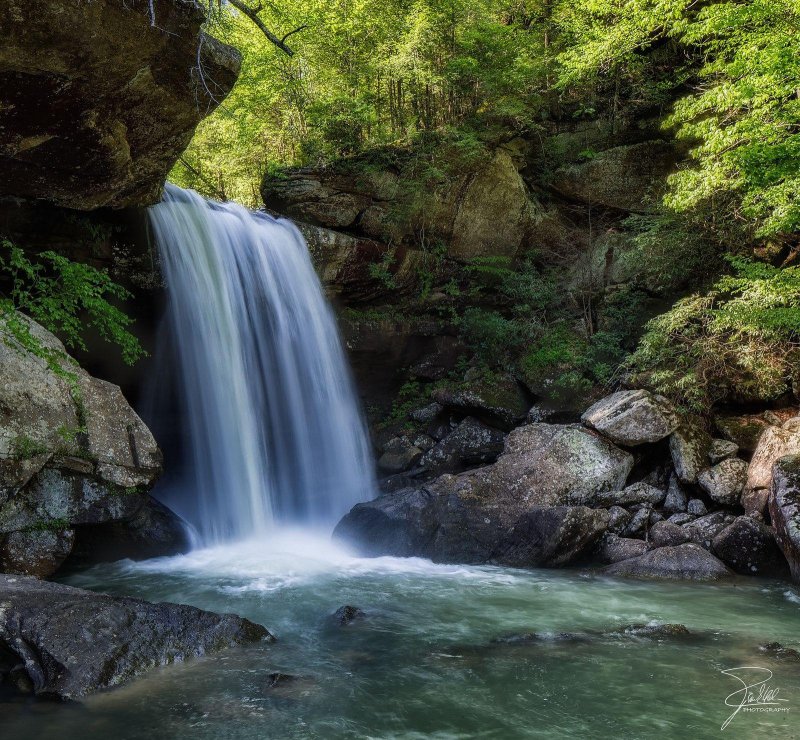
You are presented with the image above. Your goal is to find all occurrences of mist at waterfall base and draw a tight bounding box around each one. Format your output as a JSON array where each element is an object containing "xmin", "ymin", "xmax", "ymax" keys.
[
  {"xmin": 9, "ymin": 187, "xmax": 795, "ymax": 739},
  {"xmin": 144, "ymin": 185, "xmax": 375, "ymax": 543}
]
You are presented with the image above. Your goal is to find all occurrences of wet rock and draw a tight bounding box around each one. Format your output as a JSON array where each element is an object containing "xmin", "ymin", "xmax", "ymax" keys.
[
  {"xmin": 580, "ymin": 390, "xmax": 676, "ymax": 446},
  {"xmin": 0, "ymin": 574, "xmax": 272, "ymax": 699},
  {"xmin": 0, "ymin": 528, "xmax": 74, "ymax": 577},
  {"xmin": 334, "ymin": 468, "xmax": 609, "ymax": 567},
  {"xmin": 595, "ymin": 534, "xmax": 648, "ymax": 564},
  {"xmin": 687, "ymin": 499, "xmax": 708, "ymax": 517},
  {"xmin": 649, "ymin": 521, "xmax": 691, "ymax": 549},
  {"xmin": 662, "ymin": 475, "xmax": 689, "ymax": 514},
  {"xmin": 65, "ymin": 497, "xmax": 190, "ymax": 567},
  {"xmin": 682, "ymin": 511, "xmax": 736, "ymax": 550},
  {"xmin": 709, "ymin": 439, "xmax": 739, "ymax": 465},
  {"xmin": 606, "ymin": 506, "xmax": 632, "ymax": 534},
  {"xmin": 609, "ymin": 623, "xmax": 692, "ymax": 639},
  {"xmin": 603, "ymin": 543, "xmax": 733, "ymax": 581},
  {"xmin": 670, "ymin": 419, "xmax": 712, "ymax": 484},
  {"xmin": 264, "ymin": 672, "xmax": 319, "ymax": 699},
  {"xmin": 758, "ymin": 642, "xmax": 800, "ymax": 662},
  {"xmin": 378, "ymin": 437, "xmax": 423, "ymax": 474},
  {"xmin": 0, "ymin": 316, "xmax": 163, "ymax": 570},
  {"xmin": 0, "ymin": 0, "xmax": 241, "ymax": 209},
  {"xmin": 418, "ymin": 417, "xmax": 505, "ymax": 476},
  {"xmin": 769, "ymin": 455, "xmax": 800, "ymax": 582},
  {"xmin": 744, "ymin": 426, "xmax": 800, "ymax": 516},
  {"xmin": 589, "ymin": 481, "xmax": 665, "ymax": 508},
  {"xmin": 486, "ymin": 424, "xmax": 633, "ymax": 508},
  {"xmin": 698, "ymin": 458, "xmax": 747, "ymax": 507},
  {"xmin": 711, "ymin": 516, "xmax": 787, "ymax": 576},
  {"xmin": 332, "ymin": 605, "xmax": 366, "ymax": 626},
  {"xmin": 497, "ymin": 506, "xmax": 610, "ymax": 568}
]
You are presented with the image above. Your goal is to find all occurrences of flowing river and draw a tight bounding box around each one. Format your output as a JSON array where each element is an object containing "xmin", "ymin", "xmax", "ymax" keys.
[{"xmin": 3, "ymin": 532, "xmax": 798, "ymax": 739}]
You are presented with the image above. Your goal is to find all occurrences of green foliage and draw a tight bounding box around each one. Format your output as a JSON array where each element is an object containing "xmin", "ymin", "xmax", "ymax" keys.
[
  {"xmin": 174, "ymin": 0, "xmax": 547, "ymax": 203},
  {"xmin": 556, "ymin": 0, "xmax": 800, "ymax": 241},
  {"xmin": 368, "ymin": 248, "xmax": 398, "ymax": 290},
  {"xmin": 10, "ymin": 434, "xmax": 49, "ymax": 460},
  {"xmin": 630, "ymin": 256, "xmax": 800, "ymax": 412},
  {"xmin": 0, "ymin": 239, "xmax": 145, "ymax": 366}
]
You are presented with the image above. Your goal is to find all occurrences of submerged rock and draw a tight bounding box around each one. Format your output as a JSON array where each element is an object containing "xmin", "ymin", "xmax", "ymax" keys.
[
  {"xmin": 769, "ymin": 455, "xmax": 800, "ymax": 582},
  {"xmin": 603, "ymin": 543, "xmax": 733, "ymax": 581},
  {"xmin": 0, "ymin": 575, "xmax": 272, "ymax": 699},
  {"xmin": 581, "ymin": 390, "xmax": 676, "ymax": 446},
  {"xmin": 332, "ymin": 605, "xmax": 366, "ymax": 626}
]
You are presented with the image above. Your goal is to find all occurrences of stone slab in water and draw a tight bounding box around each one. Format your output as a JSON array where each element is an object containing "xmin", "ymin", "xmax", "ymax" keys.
[{"xmin": 0, "ymin": 574, "xmax": 272, "ymax": 699}]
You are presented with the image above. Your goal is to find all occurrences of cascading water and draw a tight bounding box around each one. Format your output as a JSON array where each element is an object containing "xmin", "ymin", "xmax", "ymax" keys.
[{"xmin": 145, "ymin": 185, "xmax": 375, "ymax": 543}]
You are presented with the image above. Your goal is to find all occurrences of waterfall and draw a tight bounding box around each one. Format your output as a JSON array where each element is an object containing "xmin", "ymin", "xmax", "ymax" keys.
[{"xmin": 145, "ymin": 185, "xmax": 375, "ymax": 543}]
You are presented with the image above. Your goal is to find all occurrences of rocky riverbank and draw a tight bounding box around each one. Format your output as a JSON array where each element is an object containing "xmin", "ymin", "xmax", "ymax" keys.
[{"xmin": 336, "ymin": 389, "xmax": 800, "ymax": 583}]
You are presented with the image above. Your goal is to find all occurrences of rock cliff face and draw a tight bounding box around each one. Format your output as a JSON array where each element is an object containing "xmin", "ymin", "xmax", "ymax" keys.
[
  {"xmin": 0, "ymin": 313, "xmax": 185, "ymax": 577},
  {"xmin": 0, "ymin": 0, "xmax": 241, "ymax": 209},
  {"xmin": 263, "ymin": 143, "xmax": 539, "ymax": 268}
]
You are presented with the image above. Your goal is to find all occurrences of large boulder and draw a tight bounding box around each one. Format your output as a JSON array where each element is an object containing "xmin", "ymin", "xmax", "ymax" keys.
[
  {"xmin": 0, "ymin": 574, "xmax": 271, "ymax": 699},
  {"xmin": 432, "ymin": 377, "xmax": 530, "ymax": 431},
  {"xmin": 711, "ymin": 516, "xmax": 787, "ymax": 577},
  {"xmin": 494, "ymin": 507, "xmax": 609, "ymax": 567},
  {"xmin": 603, "ymin": 543, "xmax": 733, "ymax": 581},
  {"xmin": 0, "ymin": 314, "xmax": 168, "ymax": 576},
  {"xmin": 549, "ymin": 140, "xmax": 677, "ymax": 212},
  {"xmin": 485, "ymin": 424, "xmax": 633, "ymax": 510},
  {"xmin": 670, "ymin": 419, "xmax": 712, "ymax": 484},
  {"xmin": 418, "ymin": 417, "xmax": 505, "ymax": 476},
  {"xmin": 0, "ymin": 0, "xmax": 241, "ymax": 209},
  {"xmin": 744, "ymin": 425, "xmax": 800, "ymax": 516},
  {"xmin": 769, "ymin": 455, "xmax": 800, "ymax": 582},
  {"xmin": 697, "ymin": 458, "xmax": 748, "ymax": 507},
  {"xmin": 581, "ymin": 390, "xmax": 676, "ymax": 446},
  {"xmin": 334, "ymin": 466, "xmax": 609, "ymax": 567}
]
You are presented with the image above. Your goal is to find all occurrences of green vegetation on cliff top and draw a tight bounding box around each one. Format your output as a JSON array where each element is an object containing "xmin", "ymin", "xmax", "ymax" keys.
[{"xmin": 113, "ymin": 2, "xmax": 800, "ymax": 412}]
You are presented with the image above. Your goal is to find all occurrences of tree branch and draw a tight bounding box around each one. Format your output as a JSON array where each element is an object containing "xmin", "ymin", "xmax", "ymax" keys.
[
  {"xmin": 228, "ymin": 0, "xmax": 296, "ymax": 56},
  {"xmin": 281, "ymin": 25, "xmax": 308, "ymax": 44}
]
